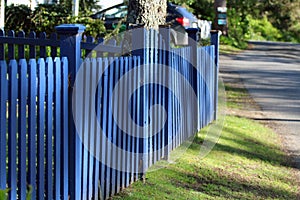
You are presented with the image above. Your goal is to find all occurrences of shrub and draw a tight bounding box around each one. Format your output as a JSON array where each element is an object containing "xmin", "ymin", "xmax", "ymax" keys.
[
  {"xmin": 4, "ymin": 4, "xmax": 105, "ymax": 37},
  {"xmin": 5, "ymin": 4, "xmax": 32, "ymax": 34},
  {"xmin": 31, "ymin": 4, "xmax": 71, "ymax": 35},
  {"xmin": 246, "ymin": 15, "xmax": 282, "ymax": 41}
]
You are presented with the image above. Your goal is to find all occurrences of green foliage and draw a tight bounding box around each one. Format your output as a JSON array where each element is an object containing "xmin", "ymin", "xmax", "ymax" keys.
[
  {"xmin": 31, "ymin": 4, "xmax": 71, "ymax": 35},
  {"xmin": 68, "ymin": 15, "xmax": 106, "ymax": 38},
  {"xmin": 245, "ymin": 15, "xmax": 282, "ymax": 41},
  {"xmin": 5, "ymin": 4, "xmax": 32, "ymax": 33},
  {"xmin": 4, "ymin": 4, "xmax": 105, "ymax": 37},
  {"xmin": 172, "ymin": 0, "xmax": 300, "ymax": 47},
  {"xmin": 56, "ymin": 0, "xmax": 101, "ymax": 13},
  {"xmin": 0, "ymin": 189, "xmax": 10, "ymax": 200},
  {"xmin": 26, "ymin": 185, "xmax": 33, "ymax": 200},
  {"xmin": 0, "ymin": 186, "xmax": 32, "ymax": 200},
  {"xmin": 225, "ymin": 0, "xmax": 300, "ymax": 45}
]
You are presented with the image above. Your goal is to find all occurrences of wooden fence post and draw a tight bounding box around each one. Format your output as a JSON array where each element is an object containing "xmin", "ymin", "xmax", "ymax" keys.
[
  {"xmin": 55, "ymin": 24, "xmax": 86, "ymax": 200},
  {"xmin": 210, "ymin": 30, "xmax": 220, "ymax": 120}
]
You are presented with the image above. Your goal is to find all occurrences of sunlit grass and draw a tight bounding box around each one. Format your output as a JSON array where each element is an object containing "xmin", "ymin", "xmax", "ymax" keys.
[{"xmin": 112, "ymin": 116, "xmax": 298, "ymax": 199}]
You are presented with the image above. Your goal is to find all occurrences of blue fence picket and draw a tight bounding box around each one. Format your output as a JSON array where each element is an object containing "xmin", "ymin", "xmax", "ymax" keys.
[
  {"xmin": 127, "ymin": 56, "xmax": 134, "ymax": 185},
  {"xmin": 118, "ymin": 57, "xmax": 126, "ymax": 191},
  {"xmin": 8, "ymin": 31, "xmax": 15, "ymax": 60},
  {"xmin": 135, "ymin": 57, "xmax": 141, "ymax": 180},
  {"xmin": 18, "ymin": 32, "xmax": 25, "ymax": 59},
  {"xmin": 81, "ymin": 58, "xmax": 90, "ymax": 199},
  {"xmin": 17, "ymin": 59, "xmax": 27, "ymax": 200},
  {"xmin": 8, "ymin": 59, "xmax": 17, "ymax": 200},
  {"xmin": 115, "ymin": 57, "xmax": 122, "ymax": 193},
  {"xmin": 28, "ymin": 59, "xmax": 37, "ymax": 199},
  {"xmin": 53, "ymin": 57, "xmax": 61, "ymax": 200},
  {"xmin": 45, "ymin": 57, "xmax": 54, "ymax": 199},
  {"xmin": 87, "ymin": 58, "xmax": 97, "ymax": 199},
  {"xmin": 29, "ymin": 32, "xmax": 36, "ymax": 59},
  {"xmin": 93, "ymin": 58, "xmax": 102, "ymax": 199},
  {"xmin": 110, "ymin": 58, "xmax": 118, "ymax": 196},
  {"xmin": 61, "ymin": 57, "xmax": 69, "ymax": 199},
  {"xmin": 101, "ymin": 58, "xmax": 109, "ymax": 198},
  {"xmin": 123, "ymin": 57, "xmax": 130, "ymax": 188},
  {"xmin": 50, "ymin": 33, "xmax": 58, "ymax": 58},
  {"xmin": 0, "ymin": 60, "xmax": 7, "ymax": 189},
  {"xmin": 37, "ymin": 58, "xmax": 46, "ymax": 200},
  {"xmin": 107, "ymin": 57, "xmax": 115, "ymax": 195},
  {"xmin": 40, "ymin": 33, "xmax": 47, "ymax": 58},
  {"xmin": 99, "ymin": 57, "xmax": 107, "ymax": 197}
]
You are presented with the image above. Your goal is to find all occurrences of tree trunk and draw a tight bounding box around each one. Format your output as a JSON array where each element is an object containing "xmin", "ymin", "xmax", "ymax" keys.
[{"xmin": 127, "ymin": 0, "xmax": 167, "ymax": 30}]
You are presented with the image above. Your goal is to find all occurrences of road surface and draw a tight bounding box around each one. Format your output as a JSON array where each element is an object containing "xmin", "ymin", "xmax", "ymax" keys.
[{"xmin": 219, "ymin": 41, "xmax": 300, "ymax": 170}]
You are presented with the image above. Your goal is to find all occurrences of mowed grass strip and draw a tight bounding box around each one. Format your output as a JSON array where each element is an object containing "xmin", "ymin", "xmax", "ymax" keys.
[{"xmin": 112, "ymin": 115, "xmax": 298, "ymax": 199}]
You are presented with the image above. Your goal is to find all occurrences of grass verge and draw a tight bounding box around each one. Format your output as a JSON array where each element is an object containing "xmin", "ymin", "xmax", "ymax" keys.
[
  {"xmin": 111, "ymin": 74, "xmax": 299, "ymax": 200},
  {"xmin": 219, "ymin": 44, "xmax": 242, "ymax": 55}
]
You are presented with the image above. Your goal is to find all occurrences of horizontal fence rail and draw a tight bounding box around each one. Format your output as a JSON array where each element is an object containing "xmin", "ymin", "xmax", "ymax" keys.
[{"xmin": 0, "ymin": 24, "xmax": 220, "ymax": 199}]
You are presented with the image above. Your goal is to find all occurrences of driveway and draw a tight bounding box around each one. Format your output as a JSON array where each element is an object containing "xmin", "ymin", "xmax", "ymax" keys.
[{"xmin": 219, "ymin": 41, "xmax": 300, "ymax": 170}]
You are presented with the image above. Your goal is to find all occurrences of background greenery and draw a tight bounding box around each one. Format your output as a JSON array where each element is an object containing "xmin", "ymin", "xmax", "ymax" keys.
[
  {"xmin": 5, "ymin": 3, "xmax": 105, "ymax": 37},
  {"xmin": 172, "ymin": 0, "xmax": 300, "ymax": 48},
  {"xmin": 4, "ymin": 0, "xmax": 299, "ymax": 46}
]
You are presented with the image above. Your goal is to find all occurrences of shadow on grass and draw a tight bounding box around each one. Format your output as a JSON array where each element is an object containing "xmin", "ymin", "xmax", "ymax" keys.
[
  {"xmin": 167, "ymin": 166, "xmax": 297, "ymax": 199},
  {"xmin": 191, "ymin": 125, "xmax": 293, "ymax": 169}
]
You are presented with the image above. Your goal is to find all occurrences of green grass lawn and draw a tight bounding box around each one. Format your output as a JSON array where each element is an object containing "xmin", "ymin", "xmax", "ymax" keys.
[
  {"xmin": 219, "ymin": 44, "xmax": 242, "ymax": 55},
  {"xmin": 112, "ymin": 116, "xmax": 298, "ymax": 200},
  {"xmin": 112, "ymin": 78, "xmax": 299, "ymax": 199}
]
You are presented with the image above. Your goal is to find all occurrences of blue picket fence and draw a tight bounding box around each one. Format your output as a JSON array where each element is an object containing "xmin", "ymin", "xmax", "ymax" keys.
[
  {"xmin": 0, "ymin": 57, "xmax": 69, "ymax": 199},
  {"xmin": 0, "ymin": 24, "xmax": 220, "ymax": 199}
]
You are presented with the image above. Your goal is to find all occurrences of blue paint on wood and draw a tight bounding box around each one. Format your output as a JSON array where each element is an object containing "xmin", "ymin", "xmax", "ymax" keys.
[
  {"xmin": 82, "ymin": 58, "xmax": 90, "ymax": 199},
  {"xmin": 0, "ymin": 60, "xmax": 7, "ymax": 189},
  {"xmin": 17, "ymin": 31, "xmax": 25, "ymax": 59},
  {"xmin": 29, "ymin": 32, "xmax": 36, "ymax": 59},
  {"xmin": 46, "ymin": 57, "xmax": 54, "ymax": 200},
  {"xmin": 17, "ymin": 59, "xmax": 27, "ymax": 200},
  {"xmin": 93, "ymin": 58, "xmax": 102, "ymax": 199},
  {"xmin": 100, "ymin": 57, "xmax": 108, "ymax": 198},
  {"xmin": 8, "ymin": 59, "xmax": 18, "ymax": 200},
  {"xmin": 37, "ymin": 58, "xmax": 46, "ymax": 200},
  {"xmin": 53, "ymin": 57, "xmax": 61, "ymax": 200},
  {"xmin": 61, "ymin": 57, "xmax": 69, "ymax": 199},
  {"xmin": 56, "ymin": 24, "xmax": 86, "ymax": 200},
  {"xmin": 40, "ymin": 33, "xmax": 47, "ymax": 58},
  {"xmin": 87, "ymin": 58, "xmax": 97, "ymax": 199},
  {"xmin": 8, "ymin": 31, "xmax": 15, "ymax": 60},
  {"xmin": 28, "ymin": 59, "xmax": 37, "ymax": 199}
]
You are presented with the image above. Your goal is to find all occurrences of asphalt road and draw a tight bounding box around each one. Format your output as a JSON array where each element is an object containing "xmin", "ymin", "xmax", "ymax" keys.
[{"xmin": 219, "ymin": 41, "xmax": 300, "ymax": 169}]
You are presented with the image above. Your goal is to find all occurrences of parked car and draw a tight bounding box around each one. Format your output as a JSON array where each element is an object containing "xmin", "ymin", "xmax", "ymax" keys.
[{"xmin": 91, "ymin": 2, "xmax": 199, "ymax": 45}]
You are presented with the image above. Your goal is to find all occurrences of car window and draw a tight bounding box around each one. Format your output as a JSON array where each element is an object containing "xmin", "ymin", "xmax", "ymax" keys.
[
  {"xmin": 104, "ymin": 5, "xmax": 128, "ymax": 18},
  {"xmin": 176, "ymin": 7, "xmax": 196, "ymax": 19}
]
